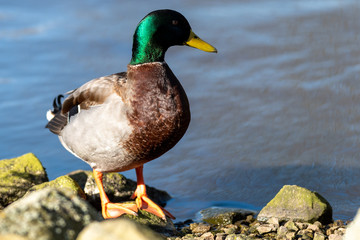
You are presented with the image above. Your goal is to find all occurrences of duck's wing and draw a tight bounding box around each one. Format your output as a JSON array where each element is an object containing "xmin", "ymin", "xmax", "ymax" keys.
[{"xmin": 46, "ymin": 72, "xmax": 127, "ymax": 135}]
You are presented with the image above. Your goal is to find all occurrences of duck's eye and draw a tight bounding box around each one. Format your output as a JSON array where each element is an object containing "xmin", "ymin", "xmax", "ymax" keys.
[{"xmin": 172, "ymin": 20, "xmax": 178, "ymax": 25}]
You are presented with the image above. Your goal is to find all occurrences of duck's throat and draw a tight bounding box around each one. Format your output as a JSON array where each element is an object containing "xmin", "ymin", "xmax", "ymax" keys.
[{"xmin": 130, "ymin": 43, "xmax": 166, "ymax": 65}]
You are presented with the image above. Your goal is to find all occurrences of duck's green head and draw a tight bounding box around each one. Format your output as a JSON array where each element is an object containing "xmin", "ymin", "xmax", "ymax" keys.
[{"xmin": 130, "ymin": 9, "xmax": 217, "ymax": 65}]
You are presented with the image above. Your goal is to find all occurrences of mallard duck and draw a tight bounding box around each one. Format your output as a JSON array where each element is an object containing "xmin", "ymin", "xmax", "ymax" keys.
[{"xmin": 46, "ymin": 9, "xmax": 216, "ymax": 220}]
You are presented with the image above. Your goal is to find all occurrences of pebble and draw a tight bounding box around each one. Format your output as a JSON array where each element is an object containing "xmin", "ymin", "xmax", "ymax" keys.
[
  {"xmin": 190, "ymin": 223, "xmax": 211, "ymax": 234},
  {"xmin": 169, "ymin": 215, "xmax": 349, "ymax": 240}
]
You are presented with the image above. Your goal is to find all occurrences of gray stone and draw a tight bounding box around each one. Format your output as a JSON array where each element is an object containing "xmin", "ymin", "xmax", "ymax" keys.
[
  {"xmin": 77, "ymin": 218, "xmax": 165, "ymax": 240},
  {"xmin": 0, "ymin": 153, "xmax": 48, "ymax": 209},
  {"xmin": 0, "ymin": 188, "xmax": 101, "ymax": 240},
  {"xmin": 198, "ymin": 207, "xmax": 255, "ymax": 226},
  {"xmin": 257, "ymin": 185, "xmax": 333, "ymax": 224},
  {"xmin": 68, "ymin": 170, "xmax": 171, "ymax": 211}
]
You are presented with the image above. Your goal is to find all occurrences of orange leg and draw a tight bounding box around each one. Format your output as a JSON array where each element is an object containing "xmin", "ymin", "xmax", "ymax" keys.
[
  {"xmin": 93, "ymin": 169, "xmax": 138, "ymax": 219},
  {"xmin": 131, "ymin": 165, "xmax": 175, "ymax": 220}
]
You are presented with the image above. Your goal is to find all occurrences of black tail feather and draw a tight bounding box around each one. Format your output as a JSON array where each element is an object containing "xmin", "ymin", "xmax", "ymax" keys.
[
  {"xmin": 52, "ymin": 94, "xmax": 64, "ymax": 114},
  {"xmin": 46, "ymin": 94, "xmax": 66, "ymax": 135}
]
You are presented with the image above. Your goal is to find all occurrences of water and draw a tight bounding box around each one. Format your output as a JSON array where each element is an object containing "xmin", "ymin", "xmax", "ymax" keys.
[{"xmin": 1, "ymin": 0, "xmax": 360, "ymax": 221}]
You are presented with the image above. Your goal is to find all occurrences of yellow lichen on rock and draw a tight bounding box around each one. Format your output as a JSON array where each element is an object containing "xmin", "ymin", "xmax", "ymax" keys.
[{"xmin": 0, "ymin": 153, "xmax": 48, "ymax": 209}]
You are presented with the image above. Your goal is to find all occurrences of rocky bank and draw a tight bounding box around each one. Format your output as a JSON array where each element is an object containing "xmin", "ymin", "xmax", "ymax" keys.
[{"xmin": 0, "ymin": 153, "xmax": 358, "ymax": 240}]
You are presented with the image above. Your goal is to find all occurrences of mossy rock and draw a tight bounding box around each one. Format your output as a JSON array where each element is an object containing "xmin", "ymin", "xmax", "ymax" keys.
[
  {"xmin": 0, "ymin": 188, "xmax": 101, "ymax": 240},
  {"xmin": 67, "ymin": 170, "xmax": 171, "ymax": 211},
  {"xmin": 198, "ymin": 207, "xmax": 255, "ymax": 226},
  {"xmin": 122, "ymin": 208, "xmax": 177, "ymax": 236},
  {"xmin": 26, "ymin": 175, "xmax": 86, "ymax": 199},
  {"xmin": 0, "ymin": 153, "xmax": 48, "ymax": 209},
  {"xmin": 257, "ymin": 185, "xmax": 332, "ymax": 224}
]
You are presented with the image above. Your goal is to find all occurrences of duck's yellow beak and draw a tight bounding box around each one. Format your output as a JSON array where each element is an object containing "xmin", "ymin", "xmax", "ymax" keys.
[{"xmin": 185, "ymin": 30, "xmax": 217, "ymax": 53}]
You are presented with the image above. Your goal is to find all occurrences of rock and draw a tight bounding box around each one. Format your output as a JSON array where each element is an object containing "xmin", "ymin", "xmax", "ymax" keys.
[
  {"xmin": 307, "ymin": 223, "xmax": 320, "ymax": 232},
  {"xmin": 256, "ymin": 224, "xmax": 276, "ymax": 234},
  {"xmin": 277, "ymin": 225, "xmax": 289, "ymax": 236},
  {"xmin": 221, "ymin": 224, "xmax": 238, "ymax": 234},
  {"xmin": 122, "ymin": 208, "xmax": 177, "ymax": 236},
  {"xmin": 267, "ymin": 217, "xmax": 279, "ymax": 226},
  {"xmin": 285, "ymin": 231, "xmax": 296, "ymax": 239},
  {"xmin": 344, "ymin": 208, "xmax": 360, "ymax": 240},
  {"xmin": 328, "ymin": 234, "xmax": 343, "ymax": 240},
  {"xmin": 0, "ymin": 235, "xmax": 29, "ymax": 240},
  {"xmin": 0, "ymin": 188, "xmax": 101, "ymax": 240},
  {"xmin": 200, "ymin": 232, "xmax": 215, "ymax": 240},
  {"xmin": 0, "ymin": 153, "xmax": 48, "ymax": 209},
  {"xmin": 77, "ymin": 218, "xmax": 165, "ymax": 240},
  {"xmin": 295, "ymin": 222, "xmax": 309, "ymax": 230},
  {"xmin": 215, "ymin": 233, "xmax": 226, "ymax": 240},
  {"xmin": 68, "ymin": 170, "xmax": 171, "ymax": 211},
  {"xmin": 297, "ymin": 229, "xmax": 314, "ymax": 239},
  {"xmin": 224, "ymin": 234, "xmax": 237, "ymax": 240},
  {"xmin": 190, "ymin": 223, "xmax": 211, "ymax": 234},
  {"xmin": 284, "ymin": 220, "xmax": 299, "ymax": 232},
  {"xmin": 257, "ymin": 185, "xmax": 332, "ymax": 224},
  {"xmin": 26, "ymin": 175, "xmax": 86, "ymax": 199},
  {"xmin": 197, "ymin": 207, "xmax": 255, "ymax": 226},
  {"xmin": 313, "ymin": 232, "xmax": 326, "ymax": 240}
]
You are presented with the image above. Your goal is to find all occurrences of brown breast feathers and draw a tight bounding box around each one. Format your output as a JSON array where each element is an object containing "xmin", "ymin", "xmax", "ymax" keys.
[{"xmin": 123, "ymin": 62, "xmax": 191, "ymax": 162}]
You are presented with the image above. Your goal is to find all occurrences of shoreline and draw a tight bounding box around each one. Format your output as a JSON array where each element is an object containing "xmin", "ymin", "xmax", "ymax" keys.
[{"xmin": 0, "ymin": 153, "xmax": 354, "ymax": 240}]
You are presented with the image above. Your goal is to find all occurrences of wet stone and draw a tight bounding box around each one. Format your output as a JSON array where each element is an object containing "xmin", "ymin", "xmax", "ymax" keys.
[{"xmin": 198, "ymin": 207, "xmax": 255, "ymax": 226}]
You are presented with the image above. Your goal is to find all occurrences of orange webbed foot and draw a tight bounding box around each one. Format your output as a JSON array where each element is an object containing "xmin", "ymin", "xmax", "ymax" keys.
[
  {"xmin": 102, "ymin": 202, "xmax": 138, "ymax": 219},
  {"xmin": 132, "ymin": 166, "xmax": 175, "ymax": 220},
  {"xmin": 93, "ymin": 169, "xmax": 138, "ymax": 219},
  {"xmin": 132, "ymin": 192, "xmax": 175, "ymax": 220}
]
